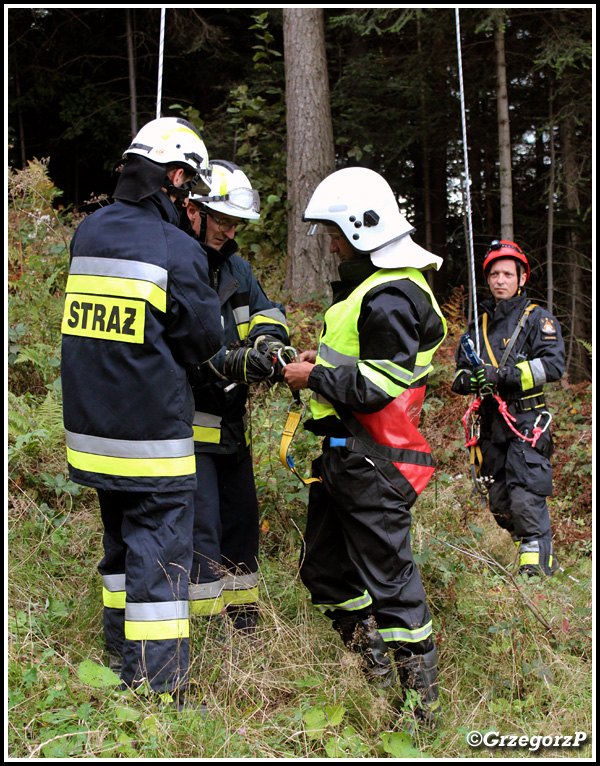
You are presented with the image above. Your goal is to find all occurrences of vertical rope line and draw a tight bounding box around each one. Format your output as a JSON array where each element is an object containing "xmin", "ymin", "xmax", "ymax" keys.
[
  {"xmin": 455, "ymin": 8, "xmax": 480, "ymax": 354},
  {"xmin": 156, "ymin": 8, "xmax": 166, "ymax": 120}
]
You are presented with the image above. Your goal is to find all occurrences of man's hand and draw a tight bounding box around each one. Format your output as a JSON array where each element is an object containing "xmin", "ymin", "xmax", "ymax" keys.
[
  {"xmin": 282, "ymin": 361, "xmax": 315, "ymax": 392},
  {"xmin": 470, "ymin": 364, "xmax": 499, "ymax": 392},
  {"xmin": 224, "ymin": 346, "xmax": 274, "ymax": 383}
]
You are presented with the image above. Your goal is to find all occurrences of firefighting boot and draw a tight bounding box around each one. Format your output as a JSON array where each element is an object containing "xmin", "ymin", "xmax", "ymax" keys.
[
  {"xmin": 333, "ymin": 615, "xmax": 396, "ymax": 689},
  {"xmin": 395, "ymin": 646, "xmax": 442, "ymax": 731}
]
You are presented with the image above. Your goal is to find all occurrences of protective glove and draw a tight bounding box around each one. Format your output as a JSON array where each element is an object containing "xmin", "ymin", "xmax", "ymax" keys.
[
  {"xmin": 224, "ymin": 345, "xmax": 274, "ymax": 384},
  {"xmin": 470, "ymin": 364, "xmax": 499, "ymax": 392},
  {"xmin": 253, "ymin": 335, "xmax": 293, "ymax": 384}
]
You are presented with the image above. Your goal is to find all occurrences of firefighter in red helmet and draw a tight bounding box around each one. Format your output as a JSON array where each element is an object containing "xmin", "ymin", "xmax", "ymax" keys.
[{"xmin": 452, "ymin": 239, "xmax": 565, "ymax": 578}]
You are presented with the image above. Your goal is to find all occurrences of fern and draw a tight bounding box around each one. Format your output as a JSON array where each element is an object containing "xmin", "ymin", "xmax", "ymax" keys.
[{"xmin": 577, "ymin": 338, "xmax": 592, "ymax": 358}]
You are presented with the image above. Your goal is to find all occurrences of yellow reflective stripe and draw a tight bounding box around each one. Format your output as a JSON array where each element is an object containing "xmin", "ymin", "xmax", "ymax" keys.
[
  {"xmin": 66, "ymin": 274, "xmax": 167, "ymax": 313},
  {"xmin": 222, "ymin": 587, "xmax": 259, "ymax": 606},
  {"xmin": 193, "ymin": 425, "xmax": 221, "ymax": 444},
  {"xmin": 520, "ymin": 552, "xmax": 539, "ymax": 566},
  {"xmin": 125, "ymin": 619, "xmax": 189, "ymax": 641},
  {"xmin": 358, "ymin": 362, "xmax": 407, "ymax": 398},
  {"xmin": 248, "ymin": 314, "xmax": 288, "ymax": 332},
  {"xmin": 237, "ymin": 322, "xmax": 249, "ymax": 340},
  {"xmin": 380, "ymin": 621, "xmax": 433, "ymax": 643},
  {"xmin": 103, "ymin": 587, "xmax": 126, "ymax": 609},
  {"xmin": 516, "ymin": 361, "xmax": 535, "ymax": 391},
  {"xmin": 67, "ymin": 446, "xmax": 195, "ymax": 478},
  {"xmin": 190, "ymin": 596, "xmax": 225, "ymax": 616}
]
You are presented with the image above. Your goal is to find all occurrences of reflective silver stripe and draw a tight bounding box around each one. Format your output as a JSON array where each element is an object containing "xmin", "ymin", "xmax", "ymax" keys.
[
  {"xmin": 363, "ymin": 359, "xmax": 414, "ymax": 383},
  {"xmin": 312, "ymin": 392, "xmax": 332, "ymax": 406},
  {"xmin": 189, "ymin": 581, "xmax": 224, "ymax": 600},
  {"xmin": 319, "ymin": 343, "xmax": 358, "ymax": 367},
  {"xmin": 125, "ymin": 600, "xmax": 189, "ymax": 622},
  {"xmin": 221, "ymin": 572, "xmax": 258, "ymax": 591},
  {"xmin": 65, "ymin": 430, "xmax": 194, "ymax": 459},
  {"xmin": 233, "ymin": 306, "xmax": 250, "ymax": 325},
  {"xmin": 520, "ymin": 541, "xmax": 540, "ymax": 553},
  {"xmin": 315, "ymin": 590, "xmax": 373, "ymax": 614},
  {"xmin": 529, "ymin": 358, "xmax": 547, "ymax": 387},
  {"xmin": 193, "ymin": 412, "xmax": 222, "ymax": 429},
  {"xmin": 249, "ymin": 307, "xmax": 287, "ymax": 326},
  {"xmin": 102, "ymin": 574, "xmax": 126, "ymax": 592},
  {"xmin": 70, "ymin": 257, "xmax": 168, "ymax": 291}
]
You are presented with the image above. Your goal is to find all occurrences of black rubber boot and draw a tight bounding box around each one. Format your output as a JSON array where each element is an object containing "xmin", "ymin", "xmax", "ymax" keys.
[
  {"xmin": 333, "ymin": 615, "xmax": 396, "ymax": 689},
  {"xmin": 395, "ymin": 646, "xmax": 442, "ymax": 731}
]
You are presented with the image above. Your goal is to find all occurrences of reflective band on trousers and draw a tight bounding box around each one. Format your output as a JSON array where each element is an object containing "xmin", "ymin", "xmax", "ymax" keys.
[
  {"xmin": 193, "ymin": 411, "xmax": 222, "ymax": 444},
  {"xmin": 66, "ymin": 256, "xmax": 168, "ymax": 312},
  {"xmin": 125, "ymin": 600, "xmax": 190, "ymax": 641},
  {"xmin": 314, "ymin": 589, "xmax": 373, "ymax": 614},
  {"xmin": 222, "ymin": 572, "xmax": 259, "ymax": 606},
  {"xmin": 519, "ymin": 540, "xmax": 540, "ymax": 566},
  {"xmin": 102, "ymin": 573, "xmax": 126, "ymax": 610},
  {"xmin": 379, "ymin": 621, "xmax": 433, "ymax": 644},
  {"xmin": 65, "ymin": 430, "xmax": 195, "ymax": 478},
  {"xmin": 189, "ymin": 580, "xmax": 225, "ymax": 616}
]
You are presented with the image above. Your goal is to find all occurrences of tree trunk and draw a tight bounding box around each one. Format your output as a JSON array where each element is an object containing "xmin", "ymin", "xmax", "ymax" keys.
[
  {"xmin": 546, "ymin": 88, "xmax": 555, "ymax": 314},
  {"xmin": 494, "ymin": 14, "xmax": 514, "ymax": 240},
  {"xmin": 283, "ymin": 8, "xmax": 336, "ymax": 300},
  {"xmin": 126, "ymin": 9, "xmax": 138, "ymax": 137}
]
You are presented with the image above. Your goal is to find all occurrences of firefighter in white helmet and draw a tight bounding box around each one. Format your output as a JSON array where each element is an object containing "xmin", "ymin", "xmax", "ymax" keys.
[
  {"xmin": 282, "ymin": 167, "xmax": 446, "ymax": 730},
  {"xmin": 61, "ymin": 117, "xmax": 222, "ymax": 709},
  {"xmin": 182, "ymin": 160, "xmax": 289, "ymax": 633}
]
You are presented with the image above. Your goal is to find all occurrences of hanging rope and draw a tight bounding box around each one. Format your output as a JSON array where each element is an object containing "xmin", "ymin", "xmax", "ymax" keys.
[
  {"xmin": 156, "ymin": 8, "xmax": 166, "ymax": 119},
  {"xmin": 455, "ymin": 9, "xmax": 480, "ymax": 355}
]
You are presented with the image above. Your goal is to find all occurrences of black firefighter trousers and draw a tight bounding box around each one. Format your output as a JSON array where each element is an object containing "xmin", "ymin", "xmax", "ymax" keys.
[
  {"xmin": 97, "ymin": 488, "xmax": 194, "ymax": 693},
  {"xmin": 300, "ymin": 446, "xmax": 433, "ymax": 651}
]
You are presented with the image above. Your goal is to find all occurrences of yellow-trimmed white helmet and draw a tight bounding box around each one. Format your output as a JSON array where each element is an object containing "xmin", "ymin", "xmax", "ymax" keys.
[
  {"xmin": 124, "ymin": 117, "xmax": 211, "ymax": 192},
  {"xmin": 303, "ymin": 167, "xmax": 442, "ymax": 271},
  {"xmin": 190, "ymin": 160, "xmax": 260, "ymax": 220}
]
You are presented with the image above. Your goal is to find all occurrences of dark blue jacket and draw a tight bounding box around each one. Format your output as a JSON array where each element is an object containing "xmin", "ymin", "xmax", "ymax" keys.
[{"xmin": 61, "ymin": 192, "xmax": 222, "ymax": 491}]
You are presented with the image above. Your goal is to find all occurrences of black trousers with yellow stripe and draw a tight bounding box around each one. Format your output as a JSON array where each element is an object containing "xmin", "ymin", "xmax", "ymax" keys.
[
  {"xmin": 300, "ymin": 446, "xmax": 433, "ymax": 650},
  {"xmin": 97, "ymin": 488, "xmax": 194, "ymax": 693},
  {"xmin": 190, "ymin": 452, "xmax": 260, "ymax": 617}
]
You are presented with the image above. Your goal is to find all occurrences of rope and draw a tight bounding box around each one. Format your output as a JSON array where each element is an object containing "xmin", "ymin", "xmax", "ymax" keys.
[
  {"xmin": 455, "ymin": 8, "xmax": 479, "ymax": 355},
  {"xmin": 156, "ymin": 8, "xmax": 166, "ymax": 119}
]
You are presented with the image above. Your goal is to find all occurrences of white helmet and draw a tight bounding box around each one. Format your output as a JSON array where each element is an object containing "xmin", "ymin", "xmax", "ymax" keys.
[
  {"xmin": 124, "ymin": 117, "xmax": 211, "ymax": 192},
  {"xmin": 303, "ymin": 167, "xmax": 442, "ymax": 271},
  {"xmin": 190, "ymin": 160, "xmax": 260, "ymax": 220}
]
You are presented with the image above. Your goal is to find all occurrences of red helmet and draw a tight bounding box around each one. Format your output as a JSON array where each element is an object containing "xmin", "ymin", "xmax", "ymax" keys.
[{"xmin": 483, "ymin": 239, "xmax": 530, "ymax": 282}]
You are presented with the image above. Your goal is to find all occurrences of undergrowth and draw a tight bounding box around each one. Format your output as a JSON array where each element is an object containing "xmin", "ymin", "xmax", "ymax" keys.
[{"xmin": 6, "ymin": 162, "xmax": 593, "ymax": 759}]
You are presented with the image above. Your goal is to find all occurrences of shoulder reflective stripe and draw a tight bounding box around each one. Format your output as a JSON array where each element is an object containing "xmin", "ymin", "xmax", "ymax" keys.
[
  {"xmin": 65, "ymin": 430, "xmax": 193, "ymax": 459},
  {"xmin": 314, "ymin": 590, "xmax": 373, "ymax": 614},
  {"xmin": 125, "ymin": 600, "xmax": 189, "ymax": 622},
  {"xmin": 221, "ymin": 572, "xmax": 258, "ymax": 591},
  {"xmin": 70, "ymin": 257, "xmax": 168, "ymax": 290},
  {"xmin": 68, "ymin": 257, "xmax": 168, "ymax": 313},
  {"xmin": 61, "ymin": 294, "xmax": 146, "ymax": 343},
  {"xmin": 379, "ymin": 621, "xmax": 433, "ymax": 643},
  {"xmin": 125, "ymin": 619, "xmax": 189, "ymax": 641},
  {"xmin": 103, "ymin": 587, "xmax": 126, "ymax": 610},
  {"xmin": 249, "ymin": 307, "xmax": 288, "ymax": 329},
  {"xmin": 102, "ymin": 573, "xmax": 126, "ymax": 591},
  {"xmin": 66, "ymin": 275, "xmax": 166, "ymax": 313}
]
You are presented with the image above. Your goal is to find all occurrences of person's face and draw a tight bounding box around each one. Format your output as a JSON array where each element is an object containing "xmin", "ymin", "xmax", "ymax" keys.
[
  {"xmin": 204, "ymin": 211, "xmax": 241, "ymax": 250},
  {"xmin": 486, "ymin": 258, "xmax": 526, "ymax": 302},
  {"xmin": 326, "ymin": 226, "xmax": 356, "ymax": 261},
  {"xmin": 186, "ymin": 201, "xmax": 203, "ymax": 237}
]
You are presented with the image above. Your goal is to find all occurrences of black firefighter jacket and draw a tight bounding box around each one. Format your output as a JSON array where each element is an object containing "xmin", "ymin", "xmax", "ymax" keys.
[
  {"xmin": 61, "ymin": 192, "xmax": 223, "ymax": 492},
  {"xmin": 452, "ymin": 292, "xmax": 565, "ymax": 456},
  {"xmin": 186, "ymin": 238, "xmax": 290, "ymax": 457}
]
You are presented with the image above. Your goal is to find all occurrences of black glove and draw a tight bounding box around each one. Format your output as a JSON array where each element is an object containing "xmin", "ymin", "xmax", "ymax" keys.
[
  {"xmin": 224, "ymin": 346, "xmax": 274, "ymax": 383},
  {"xmin": 470, "ymin": 364, "xmax": 499, "ymax": 392},
  {"xmin": 253, "ymin": 335, "xmax": 293, "ymax": 384}
]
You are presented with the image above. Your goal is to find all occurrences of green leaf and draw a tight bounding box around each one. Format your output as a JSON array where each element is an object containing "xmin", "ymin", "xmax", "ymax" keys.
[
  {"xmin": 323, "ymin": 704, "xmax": 346, "ymax": 726},
  {"xmin": 77, "ymin": 659, "xmax": 121, "ymax": 688},
  {"xmin": 380, "ymin": 731, "xmax": 422, "ymax": 758}
]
